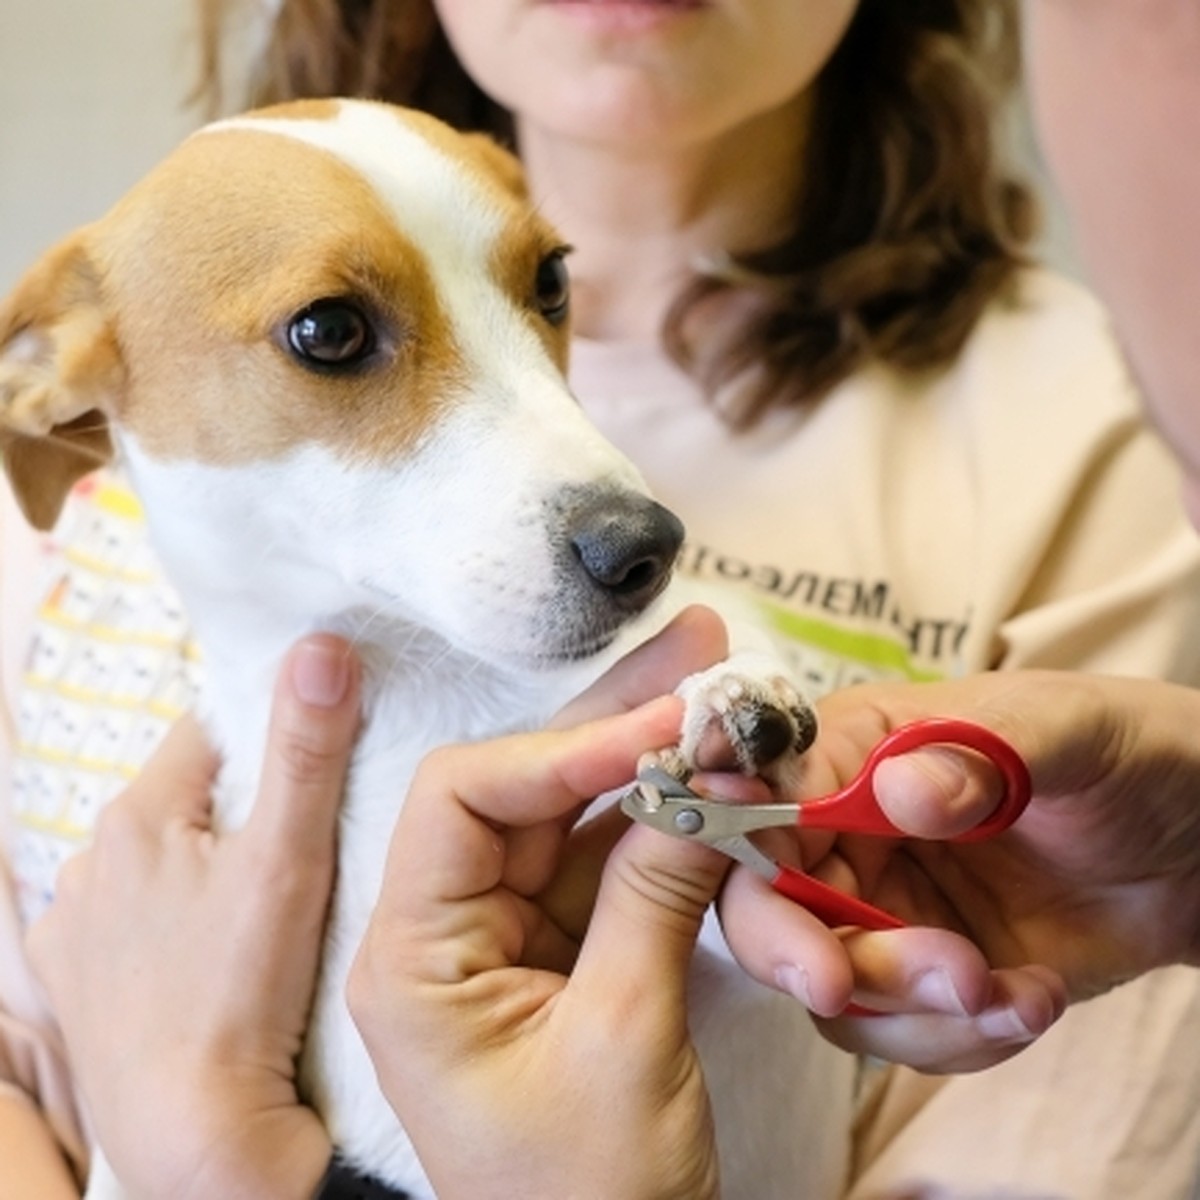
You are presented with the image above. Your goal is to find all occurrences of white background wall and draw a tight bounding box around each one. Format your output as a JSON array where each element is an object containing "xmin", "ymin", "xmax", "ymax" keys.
[
  {"xmin": 0, "ymin": 0, "xmax": 1082, "ymax": 294},
  {"xmin": 0, "ymin": 1, "xmax": 199, "ymax": 290}
]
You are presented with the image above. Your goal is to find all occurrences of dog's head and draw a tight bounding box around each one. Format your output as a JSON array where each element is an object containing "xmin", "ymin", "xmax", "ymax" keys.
[{"xmin": 0, "ymin": 99, "xmax": 683, "ymax": 669}]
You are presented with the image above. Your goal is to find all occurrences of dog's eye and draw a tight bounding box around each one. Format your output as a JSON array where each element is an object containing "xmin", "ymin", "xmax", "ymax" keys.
[
  {"xmin": 287, "ymin": 300, "xmax": 375, "ymax": 368},
  {"xmin": 535, "ymin": 251, "xmax": 570, "ymax": 327}
]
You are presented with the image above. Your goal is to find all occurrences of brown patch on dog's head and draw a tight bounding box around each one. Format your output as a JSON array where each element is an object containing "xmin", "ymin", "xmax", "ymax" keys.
[
  {"xmin": 89, "ymin": 124, "xmax": 470, "ymax": 470},
  {"xmin": 0, "ymin": 99, "xmax": 575, "ymax": 528}
]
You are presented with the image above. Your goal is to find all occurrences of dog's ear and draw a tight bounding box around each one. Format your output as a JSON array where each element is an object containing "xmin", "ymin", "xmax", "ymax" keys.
[
  {"xmin": 0, "ymin": 233, "xmax": 121, "ymax": 530},
  {"xmin": 463, "ymin": 133, "xmax": 530, "ymax": 201}
]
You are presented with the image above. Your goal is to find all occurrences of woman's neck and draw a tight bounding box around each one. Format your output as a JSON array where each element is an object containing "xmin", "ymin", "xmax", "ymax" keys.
[{"xmin": 515, "ymin": 93, "xmax": 811, "ymax": 342}]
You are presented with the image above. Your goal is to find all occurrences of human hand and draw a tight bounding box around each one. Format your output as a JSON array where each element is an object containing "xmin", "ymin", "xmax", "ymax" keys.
[
  {"xmin": 348, "ymin": 610, "xmax": 731, "ymax": 1200},
  {"xmin": 717, "ymin": 669, "xmax": 1200, "ymax": 1070},
  {"xmin": 26, "ymin": 634, "xmax": 362, "ymax": 1200}
]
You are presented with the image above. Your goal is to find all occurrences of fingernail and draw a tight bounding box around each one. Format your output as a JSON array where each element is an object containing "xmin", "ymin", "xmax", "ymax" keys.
[
  {"xmin": 909, "ymin": 748, "xmax": 969, "ymax": 797},
  {"xmin": 912, "ymin": 966, "xmax": 969, "ymax": 1015},
  {"xmin": 976, "ymin": 1004, "xmax": 1037, "ymax": 1043},
  {"xmin": 774, "ymin": 964, "xmax": 813, "ymax": 1008},
  {"xmin": 292, "ymin": 639, "xmax": 351, "ymax": 708}
]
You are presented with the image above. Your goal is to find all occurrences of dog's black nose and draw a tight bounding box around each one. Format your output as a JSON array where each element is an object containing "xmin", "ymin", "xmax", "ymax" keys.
[{"xmin": 569, "ymin": 494, "xmax": 684, "ymax": 610}]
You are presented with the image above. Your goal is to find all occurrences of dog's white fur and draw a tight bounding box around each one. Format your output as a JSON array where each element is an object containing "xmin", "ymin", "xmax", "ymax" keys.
[{"xmin": 1, "ymin": 101, "xmax": 820, "ymax": 1197}]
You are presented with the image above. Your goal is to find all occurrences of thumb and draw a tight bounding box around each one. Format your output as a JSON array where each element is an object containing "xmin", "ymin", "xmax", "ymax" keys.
[
  {"xmin": 550, "ymin": 606, "xmax": 729, "ymax": 728},
  {"xmin": 571, "ymin": 821, "xmax": 729, "ymax": 1010},
  {"xmin": 871, "ymin": 748, "xmax": 1005, "ymax": 840}
]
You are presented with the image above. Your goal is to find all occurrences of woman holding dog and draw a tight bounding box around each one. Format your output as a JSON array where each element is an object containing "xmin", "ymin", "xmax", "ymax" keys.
[{"xmin": 8, "ymin": 0, "xmax": 1200, "ymax": 1196}]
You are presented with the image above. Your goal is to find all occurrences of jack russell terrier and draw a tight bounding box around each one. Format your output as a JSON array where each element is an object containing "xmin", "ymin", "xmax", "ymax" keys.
[{"xmin": 0, "ymin": 100, "xmax": 822, "ymax": 1198}]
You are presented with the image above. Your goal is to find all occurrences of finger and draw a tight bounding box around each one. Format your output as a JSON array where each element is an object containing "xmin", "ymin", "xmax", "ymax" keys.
[
  {"xmin": 569, "ymin": 821, "xmax": 729, "ymax": 1014},
  {"xmin": 549, "ymin": 606, "xmax": 728, "ymax": 729},
  {"xmin": 385, "ymin": 698, "xmax": 687, "ymax": 914},
  {"xmin": 814, "ymin": 964, "xmax": 1067, "ymax": 1072},
  {"xmin": 33, "ymin": 716, "xmax": 219, "ymax": 957},
  {"xmin": 114, "ymin": 715, "xmax": 220, "ymax": 829},
  {"xmin": 835, "ymin": 926, "xmax": 998, "ymax": 1015},
  {"xmin": 534, "ymin": 804, "xmax": 631, "ymax": 942},
  {"xmin": 717, "ymin": 866, "xmax": 856, "ymax": 1017},
  {"xmin": 871, "ymin": 750, "xmax": 1005, "ymax": 840},
  {"xmin": 535, "ymin": 772, "xmax": 762, "ymax": 948},
  {"xmin": 355, "ymin": 698, "xmax": 687, "ymax": 1004},
  {"xmin": 242, "ymin": 634, "xmax": 361, "ymax": 866}
]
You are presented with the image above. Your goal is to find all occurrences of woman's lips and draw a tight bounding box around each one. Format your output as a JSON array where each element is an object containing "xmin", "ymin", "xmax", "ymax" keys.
[{"xmin": 540, "ymin": 0, "xmax": 706, "ymax": 32}]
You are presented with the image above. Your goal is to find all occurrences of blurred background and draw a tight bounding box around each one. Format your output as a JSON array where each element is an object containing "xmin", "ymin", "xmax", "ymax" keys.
[
  {"xmin": 0, "ymin": 2, "xmax": 198, "ymax": 289},
  {"xmin": 0, "ymin": 0, "xmax": 1084, "ymax": 293}
]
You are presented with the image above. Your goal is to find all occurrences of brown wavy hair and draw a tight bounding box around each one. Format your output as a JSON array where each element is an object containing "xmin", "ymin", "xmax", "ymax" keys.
[{"xmin": 195, "ymin": 0, "xmax": 1036, "ymax": 427}]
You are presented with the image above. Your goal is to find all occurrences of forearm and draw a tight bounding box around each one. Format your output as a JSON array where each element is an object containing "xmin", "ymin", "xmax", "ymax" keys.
[{"xmin": 0, "ymin": 1092, "xmax": 80, "ymax": 1199}]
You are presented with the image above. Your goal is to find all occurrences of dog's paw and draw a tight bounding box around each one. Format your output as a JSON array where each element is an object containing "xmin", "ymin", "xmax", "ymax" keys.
[{"xmin": 675, "ymin": 653, "xmax": 817, "ymax": 777}]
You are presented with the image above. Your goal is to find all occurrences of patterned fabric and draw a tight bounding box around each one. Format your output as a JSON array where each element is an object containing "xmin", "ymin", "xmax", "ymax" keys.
[{"xmin": 10, "ymin": 474, "xmax": 199, "ymax": 924}]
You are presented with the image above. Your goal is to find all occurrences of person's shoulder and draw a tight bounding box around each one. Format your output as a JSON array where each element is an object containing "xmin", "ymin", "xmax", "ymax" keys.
[
  {"xmin": 1007, "ymin": 263, "xmax": 1104, "ymax": 312},
  {"xmin": 954, "ymin": 263, "xmax": 1139, "ymax": 418},
  {"xmin": 933, "ymin": 267, "xmax": 1185, "ymax": 528},
  {"xmin": 981, "ymin": 264, "xmax": 1117, "ymax": 352}
]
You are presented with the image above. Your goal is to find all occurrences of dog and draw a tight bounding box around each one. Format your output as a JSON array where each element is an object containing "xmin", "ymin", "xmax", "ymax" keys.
[{"xmin": 0, "ymin": 100, "xmax": 819, "ymax": 1197}]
